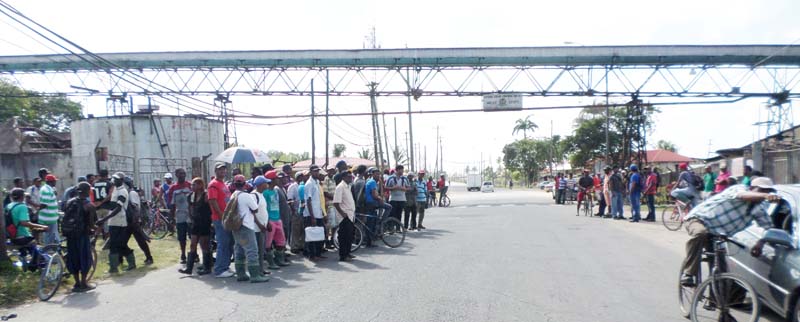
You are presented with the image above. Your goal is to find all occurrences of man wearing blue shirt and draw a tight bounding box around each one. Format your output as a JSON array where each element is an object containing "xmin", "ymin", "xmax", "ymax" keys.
[
  {"xmin": 628, "ymin": 165, "xmax": 642, "ymax": 223},
  {"xmin": 365, "ymin": 167, "xmax": 391, "ymax": 247}
]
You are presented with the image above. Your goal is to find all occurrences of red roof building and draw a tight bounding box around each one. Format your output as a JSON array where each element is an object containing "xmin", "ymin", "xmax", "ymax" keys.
[{"xmin": 646, "ymin": 149, "xmax": 694, "ymax": 163}]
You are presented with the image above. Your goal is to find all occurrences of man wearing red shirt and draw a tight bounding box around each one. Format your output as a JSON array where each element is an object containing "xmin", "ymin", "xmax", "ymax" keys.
[
  {"xmin": 209, "ymin": 162, "xmax": 234, "ymax": 278},
  {"xmin": 643, "ymin": 166, "xmax": 658, "ymax": 222},
  {"xmin": 436, "ymin": 175, "xmax": 447, "ymax": 207},
  {"xmin": 426, "ymin": 177, "xmax": 435, "ymax": 207}
]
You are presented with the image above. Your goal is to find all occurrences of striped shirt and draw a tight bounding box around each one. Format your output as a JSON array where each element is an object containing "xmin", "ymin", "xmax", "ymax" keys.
[{"xmin": 39, "ymin": 184, "xmax": 59, "ymax": 224}]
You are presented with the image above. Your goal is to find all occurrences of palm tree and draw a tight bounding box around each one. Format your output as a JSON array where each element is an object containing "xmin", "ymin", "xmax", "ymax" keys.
[{"xmin": 512, "ymin": 115, "xmax": 538, "ymax": 139}]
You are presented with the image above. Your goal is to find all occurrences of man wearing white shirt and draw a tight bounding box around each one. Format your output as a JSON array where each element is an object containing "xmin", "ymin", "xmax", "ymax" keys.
[
  {"xmin": 334, "ymin": 171, "xmax": 356, "ymax": 262},
  {"xmin": 230, "ymin": 175, "xmax": 269, "ymax": 283},
  {"xmin": 303, "ymin": 165, "xmax": 325, "ymax": 260}
]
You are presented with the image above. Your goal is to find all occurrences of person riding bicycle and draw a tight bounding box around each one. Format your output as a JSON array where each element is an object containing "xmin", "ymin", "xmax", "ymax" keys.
[
  {"xmin": 679, "ymin": 177, "xmax": 780, "ymax": 286},
  {"xmin": 5, "ymin": 188, "xmax": 48, "ymax": 271},
  {"xmin": 576, "ymin": 170, "xmax": 594, "ymax": 215},
  {"xmin": 670, "ymin": 162, "xmax": 701, "ymax": 208}
]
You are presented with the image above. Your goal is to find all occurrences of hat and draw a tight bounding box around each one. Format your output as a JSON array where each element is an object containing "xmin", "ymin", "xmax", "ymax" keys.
[
  {"xmin": 408, "ymin": 173, "xmax": 416, "ymax": 177},
  {"xmin": 276, "ymin": 171, "xmax": 287, "ymax": 178},
  {"xmin": 45, "ymin": 174, "xmax": 58, "ymax": 181},
  {"xmin": 253, "ymin": 175, "xmax": 270, "ymax": 187},
  {"xmin": 335, "ymin": 160, "xmax": 347, "ymax": 168},
  {"xmin": 261, "ymin": 164, "xmax": 275, "ymax": 172},
  {"xmin": 629, "ymin": 164, "xmax": 638, "ymax": 171},
  {"xmin": 112, "ymin": 172, "xmax": 126, "ymax": 180},
  {"xmin": 720, "ymin": 163, "xmax": 728, "ymax": 169},
  {"xmin": 294, "ymin": 172, "xmax": 305, "ymax": 180},
  {"xmin": 751, "ymin": 177, "xmax": 776, "ymax": 191},
  {"xmin": 418, "ymin": 169, "xmax": 426, "ymax": 174},
  {"xmin": 233, "ymin": 174, "xmax": 247, "ymax": 183},
  {"xmin": 265, "ymin": 170, "xmax": 278, "ymax": 180},
  {"xmin": 164, "ymin": 173, "xmax": 173, "ymax": 179},
  {"xmin": 77, "ymin": 176, "xmax": 87, "ymax": 183},
  {"xmin": 367, "ymin": 167, "xmax": 378, "ymax": 174},
  {"xmin": 77, "ymin": 182, "xmax": 92, "ymax": 193},
  {"xmin": 679, "ymin": 162, "xmax": 688, "ymax": 170},
  {"xmin": 309, "ymin": 164, "xmax": 321, "ymax": 171},
  {"xmin": 214, "ymin": 162, "xmax": 227, "ymax": 169}
]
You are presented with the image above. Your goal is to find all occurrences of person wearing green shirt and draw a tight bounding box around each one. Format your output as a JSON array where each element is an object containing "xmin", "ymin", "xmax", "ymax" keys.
[
  {"xmin": 39, "ymin": 175, "xmax": 61, "ymax": 244},
  {"xmin": 6, "ymin": 188, "xmax": 48, "ymax": 271},
  {"xmin": 742, "ymin": 165, "xmax": 753, "ymax": 187},
  {"xmin": 702, "ymin": 165, "xmax": 716, "ymax": 200}
]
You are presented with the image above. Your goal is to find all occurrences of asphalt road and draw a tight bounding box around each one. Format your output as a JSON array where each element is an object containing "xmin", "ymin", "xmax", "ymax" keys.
[{"xmin": 1, "ymin": 186, "xmax": 786, "ymax": 322}]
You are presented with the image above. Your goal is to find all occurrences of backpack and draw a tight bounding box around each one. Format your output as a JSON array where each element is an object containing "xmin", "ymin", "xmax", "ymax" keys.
[
  {"xmin": 692, "ymin": 173, "xmax": 704, "ymax": 190},
  {"xmin": 61, "ymin": 197, "xmax": 85, "ymax": 236},
  {"xmin": 4, "ymin": 203, "xmax": 22, "ymax": 239},
  {"xmin": 222, "ymin": 191, "xmax": 243, "ymax": 231},
  {"xmin": 610, "ymin": 173, "xmax": 624, "ymax": 192}
]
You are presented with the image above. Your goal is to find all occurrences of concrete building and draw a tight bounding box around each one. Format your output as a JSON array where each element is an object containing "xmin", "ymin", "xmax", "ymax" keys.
[
  {"xmin": 71, "ymin": 115, "xmax": 225, "ymax": 200},
  {"xmin": 709, "ymin": 124, "xmax": 800, "ymax": 184},
  {"xmin": 0, "ymin": 118, "xmax": 72, "ymax": 192}
]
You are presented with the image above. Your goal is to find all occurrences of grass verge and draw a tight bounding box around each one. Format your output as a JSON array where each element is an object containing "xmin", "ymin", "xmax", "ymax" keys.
[{"xmin": 0, "ymin": 236, "xmax": 181, "ymax": 307}]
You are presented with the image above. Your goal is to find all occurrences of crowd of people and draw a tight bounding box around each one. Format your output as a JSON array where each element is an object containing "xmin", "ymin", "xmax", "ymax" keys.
[{"xmin": 3, "ymin": 161, "xmax": 445, "ymax": 291}]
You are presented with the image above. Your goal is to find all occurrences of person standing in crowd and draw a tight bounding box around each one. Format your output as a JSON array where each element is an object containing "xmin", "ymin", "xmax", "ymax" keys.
[
  {"xmin": 351, "ymin": 165, "xmax": 369, "ymax": 234},
  {"xmin": 247, "ymin": 167, "xmax": 263, "ymax": 192},
  {"xmin": 37, "ymin": 168, "xmax": 49, "ymax": 181},
  {"xmin": 162, "ymin": 173, "xmax": 174, "ymax": 209},
  {"xmin": 386, "ymin": 165, "xmax": 410, "ymax": 222},
  {"xmin": 264, "ymin": 171, "xmax": 290, "ymax": 269},
  {"xmin": 610, "ymin": 167, "xmax": 625, "ymax": 220},
  {"xmin": 288, "ymin": 171, "xmax": 306, "ymax": 254},
  {"xmin": 61, "ymin": 176, "xmax": 87, "ymax": 211},
  {"xmin": 426, "ymin": 177, "xmax": 435, "ymax": 207},
  {"xmin": 323, "ymin": 168, "xmax": 338, "ymax": 250},
  {"xmin": 92, "ymin": 170, "xmax": 113, "ymax": 241},
  {"xmin": 281, "ymin": 165, "xmax": 294, "ymax": 188},
  {"xmin": 124, "ymin": 177, "xmax": 154, "ymax": 265},
  {"xmin": 209, "ymin": 162, "xmax": 234, "ymax": 278},
  {"xmin": 97, "ymin": 172, "xmax": 135, "ymax": 273},
  {"xmin": 643, "ymin": 167, "xmax": 658, "ymax": 222},
  {"xmin": 151, "ymin": 179, "xmax": 164, "ymax": 209},
  {"xmin": 180, "ymin": 177, "xmax": 212, "ymax": 275},
  {"xmin": 566, "ymin": 173, "xmax": 577, "ymax": 203},
  {"xmin": 334, "ymin": 170, "xmax": 356, "ymax": 262},
  {"xmin": 63, "ymin": 182, "xmax": 96, "ymax": 292},
  {"xmin": 304, "ymin": 165, "xmax": 326, "ymax": 260},
  {"xmin": 39, "ymin": 174, "xmax": 60, "ymax": 244},
  {"xmin": 602, "ymin": 168, "xmax": 612, "ymax": 218},
  {"xmin": 7, "ymin": 188, "xmax": 48, "ymax": 271},
  {"xmin": 594, "ymin": 173, "xmax": 606, "ymax": 217},
  {"xmin": 714, "ymin": 163, "xmax": 731, "ymax": 193},
  {"xmin": 3, "ymin": 177, "xmax": 24, "ymax": 209},
  {"xmin": 702, "ymin": 165, "xmax": 716, "ymax": 200},
  {"xmin": 403, "ymin": 173, "xmax": 418, "ymax": 230},
  {"xmin": 167, "ymin": 168, "xmax": 192, "ymax": 264},
  {"xmin": 628, "ymin": 165, "xmax": 642, "ymax": 223},
  {"xmin": 742, "ymin": 165, "xmax": 753, "ymax": 186},
  {"xmin": 252, "ymin": 175, "xmax": 273, "ymax": 272},
  {"xmin": 274, "ymin": 171, "xmax": 292, "ymax": 258},
  {"xmin": 415, "ymin": 170, "xmax": 428, "ymax": 229},
  {"xmin": 671, "ymin": 162, "xmax": 701, "ymax": 207},
  {"xmin": 26, "ymin": 177, "xmax": 43, "ymax": 219},
  {"xmin": 230, "ymin": 175, "xmax": 269, "ymax": 283},
  {"xmin": 557, "ymin": 173, "xmax": 567, "ymax": 205},
  {"xmin": 509, "ymin": 179, "xmax": 513, "ymax": 190}
]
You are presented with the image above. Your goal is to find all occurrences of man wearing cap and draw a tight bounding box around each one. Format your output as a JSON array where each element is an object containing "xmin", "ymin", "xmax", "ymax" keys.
[
  {"xmin": 288, "ymin": 171, "xmax": 305, "ymax": 253},
  {"xmin": 714, "ymin": 163, "xmax": 731, "ymax": 193},
  {"xmin": 601, "ymin": 167, "xmax": 612, "ymax": 218},
  {"xmin": 403, "ymin": 173, "xmax": 418, "ymax": 230},
  {"xmin": 671, "ymin": 163, "xmax": 701, "ymax": 207},
  {"xmin": 702, "ymin": 165, "xmax": 716, "ymax": 200},
  {"xmin": 415, "ymin": 170, "xmax": 429, "ymax": 229},
  {"xmin": 364, "ymin": 167, "xmax": 391, "ymax": 247},
  {"xmin": 252, "ymin": 175, "xmax": 273, "ymax": 272},
  {"xmin": 209, "ymin": 162, "xmax": 235, "ymax": 278},
  {"xmin": 304, "ymin": 165, "xmax": 326, "ymax": 260},
  {"xmin": 643, "ymin": 167, "xmax": 658, "ymax": 222},
  {"xmin": 334, "ymin": 171, "xmax": 356, "ymax": 261},
  {"xmin": 97, "ymin": 172, "xmax": 135, "ymax": 273},
  {"xmin": 609, "ymin": 167, "xmax": 625, "ymax": 220},
  {"xmin": 386, "ymin": 165, "xmax": 411, "ymax": 222},
  {"xmin": 679, "ymin": 177, "xmax": 781, "ymax": 286},
  {"xmin": 273, "ymin": 171, "xmax": 293, "ymax": 261},
  {"xmin": 40, "ymin": 174, "xmax": 61, "ymax": 244},
  {"xmin": 231, "ymin": 174, "xmax": 269, "ymax": 283},
  {"xmin": 263, "ymin": 170, "xmax": 290, "ymax": 269},
  {"xmin": 576, "ymin": 170, "xmax": 594, "ymax": 216},
  {"xmin": 162, "ymin": 173, "xmax": 174, "ymax": 209},
  {"xmin": 628, "ymin": 165, "xmax": 643, "ymax": 222},
  {"xmin": 6, "ymin": 188, "xmax": 48, "ymax": 271}
]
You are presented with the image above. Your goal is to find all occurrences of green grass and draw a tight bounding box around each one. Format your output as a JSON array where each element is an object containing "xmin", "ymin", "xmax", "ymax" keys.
[{"xmin": 0, "ymin": 237, "xmax": 181, "ymax": 307}]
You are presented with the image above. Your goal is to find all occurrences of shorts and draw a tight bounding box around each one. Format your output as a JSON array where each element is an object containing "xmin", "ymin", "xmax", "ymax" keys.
[
  {"xmin": 176, "ymin": 222, "xmax": 189, "ymax": 242},
  {"xmin": 577, "ymin": 190, "xmax": 590, "ymax": 202},
  {"xmin": 266, "ymin": 220, "xmax": 286, "ymax": 248}
]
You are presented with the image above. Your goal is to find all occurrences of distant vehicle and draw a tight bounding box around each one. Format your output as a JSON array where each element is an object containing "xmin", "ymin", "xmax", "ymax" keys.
[
  {"xmin": 544, "ymin": 182, "xmax": 555, "ymax": 193},
  {"xmin": 481, "ymin": 181, "xmax": 494, "ymax": 193},
  {"xmin": 538, "ymin": 181, "xmax": 551, "ymax": 190},
  {"xmin": 466, "ymin": 174, "xmax": 482, "ymax": 191}
]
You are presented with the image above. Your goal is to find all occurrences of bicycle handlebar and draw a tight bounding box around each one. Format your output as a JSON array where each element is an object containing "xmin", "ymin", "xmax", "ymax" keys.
[{"xmin": 711, "ymin": 234, "xmax": 746, "ymax": 249}]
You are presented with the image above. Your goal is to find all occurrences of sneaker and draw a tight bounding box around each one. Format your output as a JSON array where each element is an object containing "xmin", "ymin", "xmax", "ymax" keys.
[
  {"xmin": 418, "ymin": 225, "xmax": 426, "ymax": 229},
  {"xmin": 180, "ymin": 255, "xmax": 187, "ymax": 264},
  {"xmin": 215, "ymin": 270, "xmax": 235, "ymax": 278},
  {"xmin": 144, "ymin": 258, "xmax": 154, "ymax": 265},
  {"xmin": 680, "ymin": 274, "xmax": 696, "ymax": 287}
]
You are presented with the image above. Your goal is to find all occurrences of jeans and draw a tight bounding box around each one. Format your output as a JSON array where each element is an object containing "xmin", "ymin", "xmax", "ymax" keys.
[
  {"xmin": 43, "ymin": 223, "xmax": 60, "ymax": 245},
  {"xmin": 557, "ymin": 189, "xmax": 566, "ymax": 204},
  {"xmin": 12, "ymin": 237, "xmax": 39, "ymax": 269},
  {"xmin": 389, "ymin": 201, "xmax": 405, "ymax": 222},
  {"xmin": 233, "ymin": 226, "xmax": 259, "ymax": 266},
  {"xmin": 403, "ymin": 203, "xmax": 417, "ymax": 229},
  {"xmin": 611, "ymin": 192, "xmax": 624, "ymax": 218},
  {"xmin": 671, "ymin": 188, "xmax": 699, "ymax": 207},
  {"xmin": 645, "ymin": 194, "xmax": 656, "ymax": 220},
  {"xmin": 630, "ymin": 193, "xmax": 641, "ymax": 221},
  {"xmin": 364, "ymin": 209, "xmax": 379, "ymax": 246},
  {"xmin": 213, "ymin": 220, "xmax": 234, "ymax": 275},
  {"xmin": 597, "ymin": 193, "xmax": 606, "ymax": 216}
]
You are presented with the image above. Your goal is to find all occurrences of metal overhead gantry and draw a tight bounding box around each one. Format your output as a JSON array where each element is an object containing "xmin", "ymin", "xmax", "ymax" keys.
[{"xmin": 0, "ymin": 45, "xmax": 799, "ymax": 99}]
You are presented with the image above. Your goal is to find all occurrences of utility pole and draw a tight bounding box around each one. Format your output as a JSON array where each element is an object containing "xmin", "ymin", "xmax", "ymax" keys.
[
  {"xmin": 393, "ymin": 117, "xmax": 399, "ymax": 165},
  {"xmin": 434, "ymin": 126, "xmax": 439, "ymax": 176},
  {"xmin": 604, "ymin": 66, "xmax": 610, "ymax": 167},
  {"xmin": 311, "ymin": 80, "xmax": 316, "ymax": 164},
  {"xmin": 406, "ymin": 67, "xmax": 416, "ymax": 172},
  {"xmin": 424, "ymin": 145, "xmax": 427, "ymax": 174},
  {"xmin": 325, "ymin": 71, "xmax": 330, "ymax": 167},
  {"xmin": 439, "ymin": 135, "xmax": 443, "ymax": 176},
  {"xmin": 368, "ymin": 83, "xmax": 382, "ymax": 169},
  {"xmin": 382, "ymin": 113, "xmax": 391, "ymax": 170},
  {"xmin": 404, "ymin": 131, "xmax": 409, "ymax": 167}
]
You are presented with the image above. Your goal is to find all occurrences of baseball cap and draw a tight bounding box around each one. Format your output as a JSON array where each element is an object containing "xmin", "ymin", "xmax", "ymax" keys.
[
  {"xmin": 253, "ymin": 175, "xmax": 270, "ymax": 187},
  {"xmin": 418, "ymin": 169, "xmax": 426, "ymax": 174},
  {"xmin": 77, "ymin": 176, "xmax": 87, "ymax": 182},
  {"xmin": 679, "ymin": 162, "xmax": 688, "ymax": 170},
  {"xmin": 265, "ymin": 170, "xmax": 278, "ymax": 180},
  {"xmin": 276, "ymin": 171, "xmax": 287, "ymax": 178},
  {"xmin": 294, "ymin": 172, "xmax": 304, "ymax": 180},
  {"xmin": 367, "ymin": 167, "xmax": 378, "ymax": 174},
  {"xmin": 164, "ymin": 173, "xmax": 173, "ymax": 179},
  {"xmin": 112, "ymin": 172, "xmax": 126, "ymax": 180},
  {"xmin": 751, "ymin": 177, "xmax": 776, "ymax": 191},
  {"xmin": 77, "ymin": 182, "xmax": 92, "ymax": 193},
  {"xmin": 629, "ymin": 164, "xmax": 638, "ymax": 171},
  {"xmin": 309, "ymin": 164, "xmax": 321, "ymax": 171},
  {"xmin": 45, "ymin": 174, "xmax": 58, "ymax": 181},
  {"xmin": 720, "ymin": 163, "xmax": 728, "ymax": 169},
  {"xmin": 214, "ymin": 162, "xmax": 227, "ymax": 169},
  {"xmin": 233, "ymin": 174, "xmax": 247, "ymax": 183}
]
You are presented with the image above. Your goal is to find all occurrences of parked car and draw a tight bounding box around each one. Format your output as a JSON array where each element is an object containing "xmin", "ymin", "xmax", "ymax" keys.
[
  {"xmin": 481, "ymin": 181, "xmax": 494, "ymax": 193},
  {"xmin": 728, "ymin": 184, "xmax": 800, "ymax": 320},
  {"xmin": 538, "ymin": 181, "xmax": 551, "ymax": 190},
  {"xmin": 544, "ymin": 182, "xmax": 555, "ymax": 193}
]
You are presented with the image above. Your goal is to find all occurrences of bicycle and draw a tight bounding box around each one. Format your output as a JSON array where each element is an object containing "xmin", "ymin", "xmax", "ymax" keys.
[
  {"xmin": 662, "ymin": 198, "xmax": 693, "ymax": 231},
  {"xmin": 6, "ymin": 240, "xmax": 65, "ymax": 301},
  {"xmin": 576, "ymin": 188, "xmax": 593, "ymax": 217},
  {"xmin": 437, "ymin": 189, "xmax": 451, "ymax": 208},
  {"xmin": 334, "ymin": 209, "xmax": 405, "ymax": 249},
  {"xmin": 41, "ymin": 237, "xmax": 98, "ymax": 283},
  {"xmin": 141, "ymin": 200, "xmax": 173, "ymax": 240},
  {"xmin": 678, "ymin": 234, "xmax": 760, "ymax": 322}
]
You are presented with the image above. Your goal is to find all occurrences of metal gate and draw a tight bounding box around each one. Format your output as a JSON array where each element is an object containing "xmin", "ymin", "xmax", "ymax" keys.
[
  {"xmin": 107, "ymin": 154, "xmax": 135, "ymax": 177},
  {"xmin": 138, "ymin": 158, "xmax": 190, "ymax": 201}
]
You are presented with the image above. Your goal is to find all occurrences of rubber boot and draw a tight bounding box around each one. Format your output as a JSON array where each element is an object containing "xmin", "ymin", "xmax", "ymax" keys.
[
  {"xmin": 275, "ymin": 249, "xmax": 290, "ymax": 267},
  {"xmin": 265, "ymin": 250, "xmax": 280, "ymax": 270},
  {"xmin": 248, "ymin": 265, "xmax": 270, "ymax": 283},
  {"xmin": 235, "ymin": 260, "xmax": 249, "ymax": 282},
  {"xmin": 125, "ymin": 253, "xmax": 137, "ymax": 271},
  {"xmin": 108, "ymin": 253, "xmax": 120, "ymax": 274},
  {"xmin": 179, "ymin": 252, "xmax": 196, "ymax": 274},
  {"xmin": 418, "ymin": 213, "xmax": 426, "ymax": 229},
  {"xmin": 197, "ymin": 252, "xmax": 212, "ymax": 275}
]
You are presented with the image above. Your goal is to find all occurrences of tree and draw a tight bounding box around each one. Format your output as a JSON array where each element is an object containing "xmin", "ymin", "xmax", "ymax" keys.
[
  {"xmin": 502, "ymin": 138, "xmax": 552, "ymax": 186},
  {"xmin": 357, "ymin": 148, "xmax": 372, "ymax": 160},
  {"xmin": 512, "ymin": 115, "xmax": 538, "ymax": 139},
  {"xmin": 266, "ymin": 150, "xmax": 310, "ymax": 165},
  {"xmin": 333, "ymin": 144, "xmax": 347, "ymax": 157},
  {"xmin": 0, "ymin": 79, "xmax": 83, "ymax": 131},
  {"xmin": 656, "ymin": 140, "xmax": 677, "ymax": 152}
]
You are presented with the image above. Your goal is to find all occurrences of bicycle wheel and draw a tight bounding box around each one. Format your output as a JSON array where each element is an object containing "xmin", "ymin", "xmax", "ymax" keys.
[
  {"xmin": 442, "ymin": 195, "xmax": 451, "ymax": 208},
  {"xmin": 148, "ymin": 215, "xmax": 169, "ymax": 240},
  {"xmin": 584, "ymin": 199, "xmax": 592, "ymax": 216},
  {"xmin": 690, "ymin": 273, "xmax": 760, "ymax": 322},
  {"xmin": 380, "ymin": 217, "xmax": 406, "ymax": 248},
  {"xmin": 662, "ymin": 205, "xmax": 684, "ymax": 231},
  {"xmin": 332, "ymin": 223, "xmax": 364, "ymax": 253},
  {"xmin": 37, "ymin": 253, "xmax": 64, "ymax": 301}
]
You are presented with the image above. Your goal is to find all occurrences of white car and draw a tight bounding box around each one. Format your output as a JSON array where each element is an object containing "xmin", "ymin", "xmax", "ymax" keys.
[
  {"xmin": 538, "ymin": 181, "xmax": 552, "ymax": 190},
  {"xmin": 481, "ymin": 181, "xmax": 495, "ymax": 192}
]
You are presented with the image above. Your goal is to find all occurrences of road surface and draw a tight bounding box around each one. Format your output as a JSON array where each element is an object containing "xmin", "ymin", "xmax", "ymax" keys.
[{"xmin": 1, "ymin": 186, "xmax": 785, "ymax": 321}]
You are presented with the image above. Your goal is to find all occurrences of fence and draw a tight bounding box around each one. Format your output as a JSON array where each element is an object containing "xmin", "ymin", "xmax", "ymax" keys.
[{"xmin": 138, "ymin": 158, "xmax": 190, "ymax": 201}]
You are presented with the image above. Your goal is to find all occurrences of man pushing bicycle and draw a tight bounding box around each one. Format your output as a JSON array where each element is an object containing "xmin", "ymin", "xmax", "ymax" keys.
[{"xmin": 576, "ymin": 170, "xmax": 594, "ymax": 216}]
